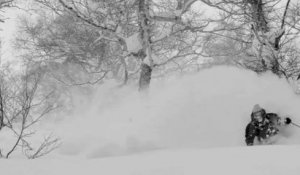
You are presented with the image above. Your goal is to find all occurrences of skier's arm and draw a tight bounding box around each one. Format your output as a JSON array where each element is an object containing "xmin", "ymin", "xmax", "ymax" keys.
[
  {"xmin": 266, "ymin": 113, "xmax": 281, "ymax": 125},
  {"xmin": 266, "ymin": 113, "xmax": 292, "ymax": 125},
  {"xmin": 245, "ymin": 123, "xmax": 257, "ymax": 146}
]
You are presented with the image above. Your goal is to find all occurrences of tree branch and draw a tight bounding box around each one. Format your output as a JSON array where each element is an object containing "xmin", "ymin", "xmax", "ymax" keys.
[
  {"xmin": 281, "ymin": 0, "xmax": 291, "ymax": 29},
  {"xmin": 57, "ymin": 0, "xmax": 115, "ymax": 32}
]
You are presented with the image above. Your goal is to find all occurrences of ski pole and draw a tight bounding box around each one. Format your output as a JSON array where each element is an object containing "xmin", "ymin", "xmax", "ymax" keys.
[{"xmin": 291, "ymin": 122, "xmax": 300, "ymax": 128}]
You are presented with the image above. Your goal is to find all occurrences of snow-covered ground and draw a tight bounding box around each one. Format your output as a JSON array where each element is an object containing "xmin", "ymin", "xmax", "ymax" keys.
[
  {"xmin": 1, "ymin": 146, "xmax": 300, "ymax": 175},
  {"xmin": 1, "ymin": 66, "xmax": 300, "ymax": 174}
]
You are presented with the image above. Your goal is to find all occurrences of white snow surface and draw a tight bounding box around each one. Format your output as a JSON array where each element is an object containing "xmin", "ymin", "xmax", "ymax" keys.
[
  {"xmin": 2, "ymin": 66, "xmax": 300, "ymax": 174},
  {"xmin": 1, "ymin": 146, "xmax": 300, "ymax": 175}
]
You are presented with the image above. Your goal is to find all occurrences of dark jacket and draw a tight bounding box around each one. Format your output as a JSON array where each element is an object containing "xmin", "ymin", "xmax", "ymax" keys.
[{"xmin": 245, "ymin": 111, "xmax": 281, "ymax": 146}]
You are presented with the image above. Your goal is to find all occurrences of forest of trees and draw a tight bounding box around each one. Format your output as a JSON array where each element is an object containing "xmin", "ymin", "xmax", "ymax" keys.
[{"xmin": 0, "ymin": 0, "xmax": 300, "ymax": 158}]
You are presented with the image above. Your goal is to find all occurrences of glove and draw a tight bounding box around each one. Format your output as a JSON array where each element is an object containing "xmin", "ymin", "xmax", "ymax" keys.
[{"xmin": 284, "ymin": 117, "xmax": 292, "ymax": 125}]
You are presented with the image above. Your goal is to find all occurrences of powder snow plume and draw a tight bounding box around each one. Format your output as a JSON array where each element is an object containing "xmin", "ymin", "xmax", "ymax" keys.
[{"xmin": 45, "ymin": 66, "xmax": 300, "ymax": 158}]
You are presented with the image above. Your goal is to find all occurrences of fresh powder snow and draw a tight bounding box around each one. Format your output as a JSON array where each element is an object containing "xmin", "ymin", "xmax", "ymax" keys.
[{"xmin": 1, "ymin": 66, "xmax": 300, "ymax": 175}]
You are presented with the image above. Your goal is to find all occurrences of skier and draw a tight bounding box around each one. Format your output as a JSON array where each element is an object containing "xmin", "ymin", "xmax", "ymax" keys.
[{"xmin": 245, "ymin": 104, "xmax": 292, "ymax": 146}]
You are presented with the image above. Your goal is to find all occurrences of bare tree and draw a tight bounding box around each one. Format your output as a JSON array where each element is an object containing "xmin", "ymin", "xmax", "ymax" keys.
[
  {"xmin": 15, "ymin": 12, "xmax": 113, "ymax": 86},
  {"xmin": 0, "ymin": 66, "xmax": 60, "ymax": 159},
  {"xmin": 0, "ymin": 0, "xmax": 61, "ymax": 159},
  {"xmin": 24, "ymin": 134, "xmax": 60, "ymax": 159},
  {"xmin": 29, "ymin": 0, "xmax": 224, "ymax": 90},
  {"xmin": 22, "ymin": 0, "xmax": 300, "ymax": 92},
  {"xmin": 198, "ymin": 0, "xmax": 300, "ymax": 79}
]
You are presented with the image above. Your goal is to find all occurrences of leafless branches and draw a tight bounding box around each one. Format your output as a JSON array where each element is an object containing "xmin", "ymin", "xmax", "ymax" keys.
[
  {"xmin": 31, "ymin": 0, "xmax": 220, "ymax": 90},
  {"xmin": 0, "ymin": 67, "xmax": 59, "ymax": 159},
  {"xmin": 281, "ymin": 0, "xmax": 291, "ymax": 29},
  {"xmin": 18, "ymin": 0, "xmax": 300, "ymax": 88},
  {"xmin": 57, "ymin": 0, "xmax": 116, "ymax": 32},
  {"xmin": 24, "ymin": 134, "xmax": 61, "ymax": 159},
  {"xmin": 194, "ymin": 0, "xmax": 300, "ymax": 79}
]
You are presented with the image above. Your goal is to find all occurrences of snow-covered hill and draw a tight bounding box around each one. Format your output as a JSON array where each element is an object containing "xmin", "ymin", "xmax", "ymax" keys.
[
  {"xmin": 1, "ymin": 66, "xmax": 300, "ymax": 174},
  {"xmin": 49, "ymin": 66, "xmax": 300, "ymax": 158}
]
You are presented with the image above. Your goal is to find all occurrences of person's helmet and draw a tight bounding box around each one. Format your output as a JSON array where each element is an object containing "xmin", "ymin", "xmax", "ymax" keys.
[
  {"xmin": 252, "ymin": 104, "xmax": 263, "ymax": 113},
  {"xmin": 251, "ymin": 104, "xmax": 266, "ymax": 122}
]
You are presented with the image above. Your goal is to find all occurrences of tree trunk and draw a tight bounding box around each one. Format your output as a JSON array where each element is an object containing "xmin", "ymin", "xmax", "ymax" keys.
[
  {"xmin": 248, "ymin": 0, "xmax": 269, "ymax": 33},
  {"xmin": 137, "ymin": 0, "xmax": 153, "ymax": 91},
  {"xmin": 247, "ymin": 0, "xmax": 282, "ymax": 75},
  {"xmin": 139, "ymin": 63, "xmax": 152, "ymax": 91},
  {"xmin": 0, "ymin": 88, "xmax": 4, "ymax": 130}
]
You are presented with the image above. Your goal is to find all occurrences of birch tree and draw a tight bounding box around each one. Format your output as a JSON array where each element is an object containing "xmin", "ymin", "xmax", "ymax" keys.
[
  {"xmin": 28, "ymin": 0, "xmax": 299, "ymax": 89},
  {"xmin": 30, "ymin": 0, "xmax": 221, "ymax": 90},
  {"xmin": 200, "ymin": 0, "xmax": 300, "ymax": 78}
]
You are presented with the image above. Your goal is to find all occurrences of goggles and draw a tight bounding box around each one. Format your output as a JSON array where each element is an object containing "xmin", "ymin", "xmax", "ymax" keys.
[{"xmin": 253, "ymin": 111, "xmax": 263, "ymax": 120}]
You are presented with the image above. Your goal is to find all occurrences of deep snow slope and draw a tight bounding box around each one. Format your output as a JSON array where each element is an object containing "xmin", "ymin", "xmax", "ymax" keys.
[
  {"xmin": 48, "ymin": 66, "xmax": 300, "ymax": 158},
  {"xmin": 1, "ymin": 66, "xmax": 300, "ymax": 159},
  {"xmin": 1, "ymin": 146, "xmax": 300, "ymax": 175}
]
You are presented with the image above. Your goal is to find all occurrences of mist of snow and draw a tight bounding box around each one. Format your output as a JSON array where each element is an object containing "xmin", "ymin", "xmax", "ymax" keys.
[{"xmin": 36, "ymin": 66, "xmax": 300, "ymax": 158}]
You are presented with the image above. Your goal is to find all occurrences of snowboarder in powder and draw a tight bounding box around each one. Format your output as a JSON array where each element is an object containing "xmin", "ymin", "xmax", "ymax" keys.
[{"xmin": 245, "ymin": 104, "xmax": 292, "ymax": 146}]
